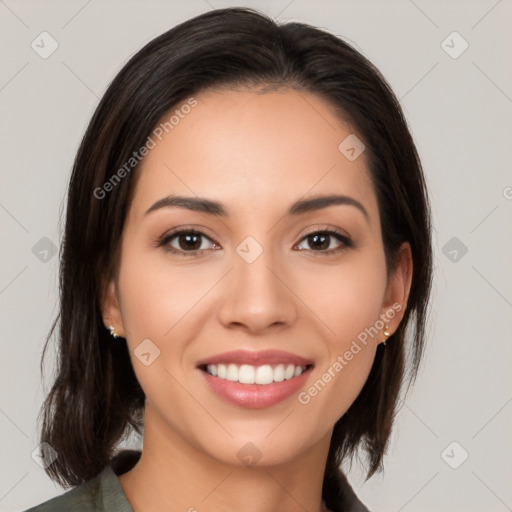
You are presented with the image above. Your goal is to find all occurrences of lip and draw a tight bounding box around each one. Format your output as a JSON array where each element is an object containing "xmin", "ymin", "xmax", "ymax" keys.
[
  {"xmin": 195, "ymin": 349, "xmax": 314, "ymax": 367},
  {"xmin": 198, "ymin": 365, "xmax": 314, "ymax": 409}
]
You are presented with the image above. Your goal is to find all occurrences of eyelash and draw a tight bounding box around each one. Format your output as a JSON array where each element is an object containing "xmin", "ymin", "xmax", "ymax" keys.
[{"xmin": 156, "ymin": 226, "xmax": 354, "ymax": 257}]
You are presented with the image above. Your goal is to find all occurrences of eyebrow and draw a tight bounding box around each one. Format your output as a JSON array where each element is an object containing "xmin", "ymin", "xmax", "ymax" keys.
[{"xmin": 144, "ymin": 193, "xmax": 370, "ymax": 224}]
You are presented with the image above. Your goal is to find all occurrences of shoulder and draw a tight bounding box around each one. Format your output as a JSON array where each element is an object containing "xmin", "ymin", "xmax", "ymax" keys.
[
  {"xmin": 324, "ymin": 466, "xmax": 372, "ymax": 512},
  {"xmin": 21, "ymin": 450, "xmax": 141, "ymax": 512},
  {"xmin": 22, "ymin": 469, "xmax": 106, "ymax": 512}
]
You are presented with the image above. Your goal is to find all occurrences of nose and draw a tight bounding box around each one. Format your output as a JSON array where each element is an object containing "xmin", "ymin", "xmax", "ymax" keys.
[{"xmin": 217, "ymin": 245, "xmax": 298, "ymax": 334}]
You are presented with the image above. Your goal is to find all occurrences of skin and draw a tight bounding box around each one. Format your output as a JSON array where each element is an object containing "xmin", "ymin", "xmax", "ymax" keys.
[{"xmin": 101, "ymin": 87, "xmax": 412, "ymax": 512}]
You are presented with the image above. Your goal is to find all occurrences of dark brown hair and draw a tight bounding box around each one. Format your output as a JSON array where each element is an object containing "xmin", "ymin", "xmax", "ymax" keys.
[{"xmin": 38, "ymin": 6, "xmax": 433, "ymax": 507}]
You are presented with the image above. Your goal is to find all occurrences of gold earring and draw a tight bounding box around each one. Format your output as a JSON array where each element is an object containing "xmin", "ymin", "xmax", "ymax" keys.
[
  {"xmin": 108, "ymin": 325, "xmax": 119, "ymax": 338},
  {"xmin": 382, "ymin": 324, "xmax": 390, "ymax": 346}
]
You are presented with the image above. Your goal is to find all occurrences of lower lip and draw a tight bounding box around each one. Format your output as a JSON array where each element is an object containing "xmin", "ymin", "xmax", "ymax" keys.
[{"xmin": 198, "ymin": 366, "xmax": 313, "ymax": 409}]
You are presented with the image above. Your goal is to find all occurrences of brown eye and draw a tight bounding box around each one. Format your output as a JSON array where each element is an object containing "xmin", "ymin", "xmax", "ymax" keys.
[
  {"xmin": 174, "ymin": 232, "xmax": 203, "ymax": 251},
  {"xmin": 159, "ymin": 229, "xmax": 219, "ymax": 256},
  {"xmin": 296, "ymin": 230, "xmax": 353, "ymax": 254}
]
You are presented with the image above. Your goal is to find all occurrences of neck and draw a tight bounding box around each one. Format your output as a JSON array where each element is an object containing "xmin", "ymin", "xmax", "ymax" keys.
[{"xmin": 118, "ymin": 403, "xmax": 333, "ymax": 512}]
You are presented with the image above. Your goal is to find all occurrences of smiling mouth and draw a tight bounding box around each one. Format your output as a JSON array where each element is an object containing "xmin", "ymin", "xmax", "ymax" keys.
[{"xmin": 198, "ymin": 363, "xmax": 314, "ymax": 385}]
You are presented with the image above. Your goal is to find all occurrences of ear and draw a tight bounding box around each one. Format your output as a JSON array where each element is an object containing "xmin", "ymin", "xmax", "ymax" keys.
[
  {"xmin": 380, "ymin": 241, "xmax": 413, "ymax": 340},
  {"xmin": 100, "ymin": 278, "xmax": 126, "ymax": 338}
]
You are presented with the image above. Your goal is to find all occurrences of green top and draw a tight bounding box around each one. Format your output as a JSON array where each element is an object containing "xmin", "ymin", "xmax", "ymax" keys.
[
  {"xmin": 23, "ymin": 450, "xmax": 370, "ymax": 511},
  {"xmin": 22, "ymin": 451, "xmax": 139, "ymax": 512}
]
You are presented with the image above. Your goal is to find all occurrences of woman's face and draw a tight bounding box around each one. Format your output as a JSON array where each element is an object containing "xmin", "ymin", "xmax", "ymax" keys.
[{"xmin": 103, "ymin": 87, "xmax": 411, "ymax": 467}]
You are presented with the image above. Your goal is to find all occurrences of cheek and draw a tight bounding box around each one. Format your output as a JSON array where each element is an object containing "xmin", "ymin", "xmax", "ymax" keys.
[
  {"xmin": 295, "ymin": 253, "xmax": 386, "ymax": 418},
  {"xmin": 117, "ymin": 245, "xmax": 205, "ymax": 340},
  {"xmin": 115, "ymin": 247, "xmax": 202, "ymax": 410},
  {"xmin": 116, "ymin": 242, "xmax": 223, "ymax": 405},
  {"xmin": 313, "ymin": 348, "xmax": 376, "ymax": 428},
  {"xmin": 299, "ymin": 304, "xmax": 379, "ymax": 426},
  {"xmin": 300, "ymin": 251, "xmax": 387, "ymax": 344}
]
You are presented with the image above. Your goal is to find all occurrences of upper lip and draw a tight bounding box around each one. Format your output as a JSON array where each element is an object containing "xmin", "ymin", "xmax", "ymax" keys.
[{"xmin": 196, "ymin": 349, "xmax": 314, "ymax": 368}]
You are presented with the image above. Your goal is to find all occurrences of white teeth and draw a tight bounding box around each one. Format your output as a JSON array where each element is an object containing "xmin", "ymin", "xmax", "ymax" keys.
[
  {"xmin": 238, "ymin": 364, "xmax": 255, "ymax": 384},
  {"xmin": 204, "ymin": 363, "xmax": 308, "ymax": 384},
  {"xmin": 226, "ymin": 364, "xmax": 239, "ymax": 382},
  {"xmin": 284, "ymin": 364, "xmax": 295, "ymax": 380},
  {"xmin": 273, "ymin": 364, "xmax": 285, "ymax": 382},
  {"xmin": 255, "ymin": 365, "xmax": 274, "ymax": 385},
  {"xmin": 217, "ymin": 364, "xmax": 226, "ymax": 379}
]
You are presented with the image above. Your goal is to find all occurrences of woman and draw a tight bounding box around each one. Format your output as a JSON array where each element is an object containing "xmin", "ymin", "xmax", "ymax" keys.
[{"xmin": 25, "ymin": 7, "xmax": 433, "ymax": 512}]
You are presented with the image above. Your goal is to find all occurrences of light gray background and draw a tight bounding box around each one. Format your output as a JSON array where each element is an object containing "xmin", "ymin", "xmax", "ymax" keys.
[{"xmin": 1, "ymin": 1, "xmax": 511, "ymax": 511}]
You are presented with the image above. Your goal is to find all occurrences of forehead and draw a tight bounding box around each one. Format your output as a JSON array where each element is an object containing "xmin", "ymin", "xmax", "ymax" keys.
[{"xmin": 128, "ymin": 87, "xmax": 377, "ymax": 222}]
